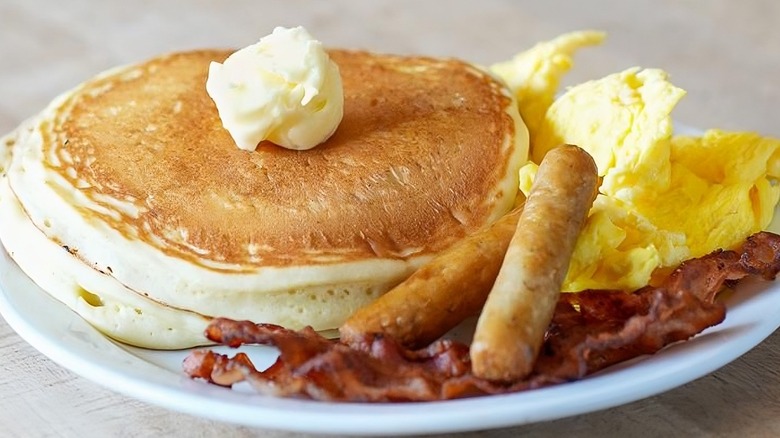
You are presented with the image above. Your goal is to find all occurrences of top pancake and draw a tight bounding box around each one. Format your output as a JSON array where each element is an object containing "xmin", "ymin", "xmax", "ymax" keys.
[{"xmin": 38, "ymin": 50, "xmax": 526, "ymax": 270}]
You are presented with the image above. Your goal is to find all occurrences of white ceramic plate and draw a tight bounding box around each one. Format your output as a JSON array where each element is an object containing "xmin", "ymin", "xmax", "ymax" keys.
[
  {"xmin": 2, "ymin": 119, "xmax": 780, "ymax": 435},
  {"xmin": 2, "ymin": 230, "xmax": 780, "ymax": 436}
]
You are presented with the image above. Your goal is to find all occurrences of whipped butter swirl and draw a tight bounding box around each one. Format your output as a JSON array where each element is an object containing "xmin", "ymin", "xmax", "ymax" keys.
[{"xmin": 206, "ymin": 26, "xmax": 344, "ymax": 151}]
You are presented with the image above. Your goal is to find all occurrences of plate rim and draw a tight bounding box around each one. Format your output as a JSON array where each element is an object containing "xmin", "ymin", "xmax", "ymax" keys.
[{"xmin": 1, "ymin": 243, "xmax": 780, "ymax": 435}]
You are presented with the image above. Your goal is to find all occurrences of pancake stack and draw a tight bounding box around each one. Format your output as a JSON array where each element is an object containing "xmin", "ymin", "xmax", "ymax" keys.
[{"xmin": 0, "ymin": 49, "xmax": 528, "ymax": 348}]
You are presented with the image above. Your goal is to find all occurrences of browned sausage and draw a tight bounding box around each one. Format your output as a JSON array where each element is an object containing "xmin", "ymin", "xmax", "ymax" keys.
[
  {"xmin": 340, "ymin": 205, "xmax": 523, "ymax": 348},
  {"xmin": 470, "ymin": 144, "xmax": 598, "ymax": 381}
]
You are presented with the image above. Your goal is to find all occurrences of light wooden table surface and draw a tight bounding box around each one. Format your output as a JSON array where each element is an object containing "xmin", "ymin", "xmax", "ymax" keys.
[{"xmin": 1, "ymin": 1, "xmax": 779, "ymax": 436}]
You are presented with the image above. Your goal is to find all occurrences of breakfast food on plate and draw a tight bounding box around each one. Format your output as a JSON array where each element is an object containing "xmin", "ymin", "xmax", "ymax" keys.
[
  {"xmin": 0, "ymin": 29, "xmax": 528, "ymax": 348},
  {"xmin": 183, "ymin": 30, "xmax": 780, "ymax": 400},
  {"xmin": 183, "ymin": 231, "xmax": 780, "ymax": 401},
  {"xmin": 519, "ymin": 68, "xmax": 780, "ymax": 292},
  {"xmin": 338, "ymin": 32, "xmax": 608, "ymax": 350},
  {"xmin": 2, "ymin": 24, "xmax": 779, "ymax": 403},
  {"xmin": 339, "ymin": 206, "xmax": 523, "ymax": 348},
  {"xmin": 340, "ymin": 145, "xmax": 596, "ymax": 352},
  {"xmin": 471, "ymin": 145, "xmax": 598, "ymax": 381}
]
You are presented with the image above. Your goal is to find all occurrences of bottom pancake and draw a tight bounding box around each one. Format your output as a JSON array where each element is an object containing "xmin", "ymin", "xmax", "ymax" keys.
[
  {"xmin": 0, "ymin": 173, "xmax": 389, "ymax": 348},
  {"xmin": 0, "ymin": 178, "xmax": 212, "ymax": 349}
]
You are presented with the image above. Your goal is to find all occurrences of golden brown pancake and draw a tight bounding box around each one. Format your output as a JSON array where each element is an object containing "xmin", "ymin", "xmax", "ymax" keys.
[
  {"xmin": 46, "ymin": 50, "xmax": 521, "ymax": 265},
  {"xmin": 1, "ymin": 49, "xmax": 528, "ymax": 348}
]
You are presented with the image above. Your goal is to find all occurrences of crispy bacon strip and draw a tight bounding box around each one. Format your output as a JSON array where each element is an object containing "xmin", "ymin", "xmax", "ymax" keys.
[{"xmin": 183, "ymin": 232, "xmax": 780, "ymax": 401}]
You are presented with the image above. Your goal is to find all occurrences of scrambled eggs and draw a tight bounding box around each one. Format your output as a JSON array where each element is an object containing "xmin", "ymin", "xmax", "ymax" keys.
[
  {"xmin": 490, "ymin": 30, "xmax": 605, "ymax": 137},
  {"xmin": 495, "ymin": 33, "xmax": 780, "ymax": 292}
]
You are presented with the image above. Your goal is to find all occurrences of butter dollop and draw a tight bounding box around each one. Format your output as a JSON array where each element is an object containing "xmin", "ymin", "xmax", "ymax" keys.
[{"xmin": 206, "ymin": 26, "xmax": 344, "ymax": 151}]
